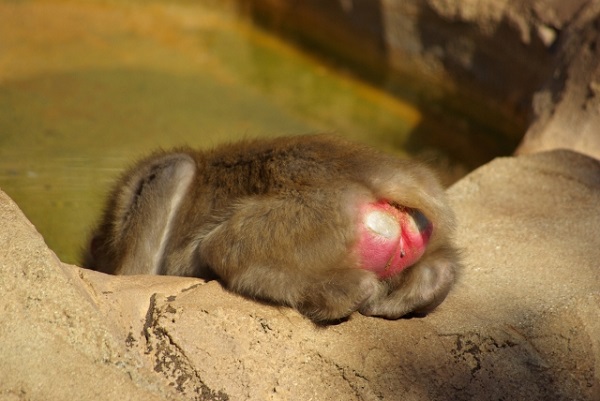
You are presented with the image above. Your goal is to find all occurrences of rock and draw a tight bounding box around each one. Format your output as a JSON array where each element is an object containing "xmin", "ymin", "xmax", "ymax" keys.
[
  {"xmin": 0, "ymin": 191, "xmax": 190, "ymax": 401},
  {"xmin": 1, "ymin": 149, "xmax": 599, "ymax": 400},
  {"xmin": 240, "ymin": 0, "xmax": 600, "ymax": 160},
  {"xmin": 516, "ymin": 2, "xmax": 600, "ymax": 160}
]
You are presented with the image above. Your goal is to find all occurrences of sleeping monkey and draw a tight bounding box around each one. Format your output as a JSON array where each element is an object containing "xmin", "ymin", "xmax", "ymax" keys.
[{"xmin": 84, "ymin": 135, "xmax": 459, "ymax": 323}]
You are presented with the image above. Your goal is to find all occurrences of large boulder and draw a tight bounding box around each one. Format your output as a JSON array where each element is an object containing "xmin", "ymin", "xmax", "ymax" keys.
[
  {"xmin": 0, "ymin": 191, "xmax": 190, "ymax": 401},
  {"xmin": 1, "ymin": 149, "xmax": 599, "ymax": 400}
]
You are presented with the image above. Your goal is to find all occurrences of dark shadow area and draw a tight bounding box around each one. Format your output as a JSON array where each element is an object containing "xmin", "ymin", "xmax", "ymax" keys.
[
  {"xmin": 240, "ymin": 0, "xmax": 389, "ymax": 81},
  {"xmin": 416, "ymin": 4, "xmax": 557, "ymax": 122},
  {"xmin": 375, "ymin": 322, "xmax": 588, "ymax": 401},
  {"xmin": 409, "ymin": 3, "xmax": 558, "ymax": 166},
  {"xmin": 238, "ymin": 0, "xmax": 557, "ymax": 174}
]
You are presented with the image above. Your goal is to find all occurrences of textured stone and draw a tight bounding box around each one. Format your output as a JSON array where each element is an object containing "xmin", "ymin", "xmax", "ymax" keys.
[
  {"xmin": 516, "ymin": 1, "xmax": 600, "ymax": 160},
  {"xmin": 0, "ymin": 191, "xmax": 189, "ymax": 401}
]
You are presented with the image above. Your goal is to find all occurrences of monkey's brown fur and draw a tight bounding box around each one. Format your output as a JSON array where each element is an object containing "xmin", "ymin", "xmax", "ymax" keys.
[{"xmin": 84, "ymin": 135, "xmax": 459, "ymax": 323}]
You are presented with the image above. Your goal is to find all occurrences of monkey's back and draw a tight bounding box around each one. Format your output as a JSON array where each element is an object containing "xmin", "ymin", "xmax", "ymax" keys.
[{"xmin": 194, "ymin": 134, "xmax": 363, "ymax": 202}]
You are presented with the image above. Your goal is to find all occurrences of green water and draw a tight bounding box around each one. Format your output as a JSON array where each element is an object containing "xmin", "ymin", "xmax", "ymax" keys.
[{"xmin": 0, "ymin": 0, "xmax": 494, "ymax": 264}]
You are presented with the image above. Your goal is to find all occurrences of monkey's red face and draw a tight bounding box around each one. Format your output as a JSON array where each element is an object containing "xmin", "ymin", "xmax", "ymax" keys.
[{"xmin": 356, "ymin": 200, "xmax": 432, "ymax": 279}]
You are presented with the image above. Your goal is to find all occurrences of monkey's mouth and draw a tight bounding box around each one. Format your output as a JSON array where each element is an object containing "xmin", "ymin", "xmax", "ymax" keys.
[{"xmin": 356, "ymin": 200, "xmax": 432, "ymax": 279}]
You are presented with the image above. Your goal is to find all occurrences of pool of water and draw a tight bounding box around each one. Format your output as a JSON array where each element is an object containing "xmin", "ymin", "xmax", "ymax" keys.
[{"xmin": 0, "ymin": 0, "xmax": 497, "ymax": 264}]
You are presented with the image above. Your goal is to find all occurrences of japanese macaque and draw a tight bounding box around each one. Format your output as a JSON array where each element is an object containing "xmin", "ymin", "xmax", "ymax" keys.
[{"xmin": 84, "ymin": 134, "xmax": 459, "ymax": 323}]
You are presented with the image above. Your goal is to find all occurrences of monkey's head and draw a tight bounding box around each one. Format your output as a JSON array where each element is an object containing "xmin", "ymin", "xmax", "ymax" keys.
[{"xmin": 355, "ymin": 200, "xmax": 432, "ymax": 279}]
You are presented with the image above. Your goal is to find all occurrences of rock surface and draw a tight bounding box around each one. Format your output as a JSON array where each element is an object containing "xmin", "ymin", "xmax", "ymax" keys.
[
  {"xmin": 516, "ymin": 0, "xmax": 600, "ymax": 160},
  {"xmin": 2, "ymin": 149, "xmax": 599, "ymax": 400}
]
